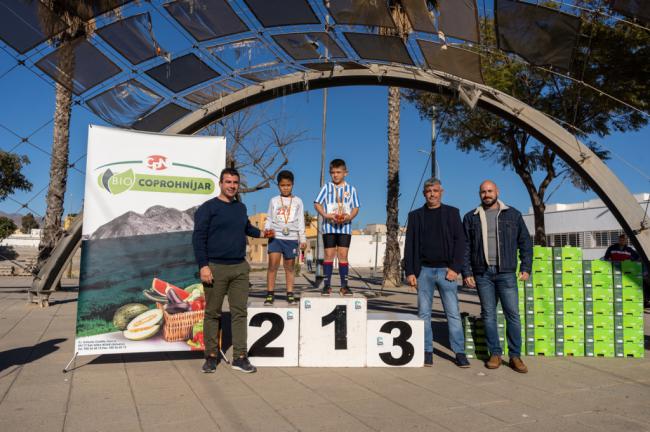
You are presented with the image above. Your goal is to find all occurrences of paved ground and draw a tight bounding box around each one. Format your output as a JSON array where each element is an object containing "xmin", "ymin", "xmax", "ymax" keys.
[{"xmin": 1, "ymin": 269, "xmax": 649, "ymax": 432}]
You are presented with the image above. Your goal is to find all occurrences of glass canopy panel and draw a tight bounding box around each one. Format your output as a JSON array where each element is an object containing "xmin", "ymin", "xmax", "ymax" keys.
[
  {"xmin": 87, "ymin": 80, "xmax": 162, "ymax": 127},
  {"xmin": 327, "ymin": 0, "xmax": 396, "ymax": 28},
  {"xmin": 401, "ymin": 0, "xmax": 437, "ymax": 33},
  {"xmin": 97, "ymin": 13, "xmax": 158, "ymax": 65},
  {"xmin": 438, "ymin": 0, "xmax": 479, "ymax": 43},
  {"xmin": 272, "ymin": 33, "xmax": 346, "ymax": 60},
  {"xmin": 496, "ymin": 0, "xmax": 580, "ymax": 71},
  {"xmin": 184, "ymin": 79, "xmax": 244, "ymax": 105},
  {"xmin": 131, "ymin": 103, "xmax": 191, "ymax": 132},
  {"xmin": 611, "ymin": 0, "xmax": 650, "ymax": 25},
  {"xmin": 417, "ymin": 40, "xmax": 483, "ymax": 84},
  {"xmin": 74, "ymin": 1, "xmax": 134, "ymax": 21},
  {"xmin": 209, "ymin": 38, "xmax": 279, "ymax": 70},
  {"xmin": 240, "ymin": 66, "xmax": 298, "ymax": 83},
  {"xmin": 242, "ymin": 0, "xmax": 320, "ymax": 27},
  {"xmin": 164, "ymin": 0, "xmax": 248, "ymax": 42},
  {"xmin": 344, "ymin": 32, "xmax": 414, "ymax": 65},
  {"xmin": 0, "ymin": 0, "xmax": 68, "ymax": 54},
  {"xmin": 35, "ymin": 40, "xmax": 122, "ymax": 95},
  {"xmin": 145, "ymin": 53, "xmax": 220, "ymax": 93}
]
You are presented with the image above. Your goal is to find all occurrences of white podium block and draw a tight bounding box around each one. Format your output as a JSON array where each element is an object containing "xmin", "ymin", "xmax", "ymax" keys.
[
  {"xmin": 299, "ymin": 293, "xmax": 367, "ymax": 367},
  {"xmin": 366, "ymin": 312, "xmax": 424, "ymax": 367},
  {"xmin": 247, "ymin": 301, "xmax": 299, "ymax": 367}
]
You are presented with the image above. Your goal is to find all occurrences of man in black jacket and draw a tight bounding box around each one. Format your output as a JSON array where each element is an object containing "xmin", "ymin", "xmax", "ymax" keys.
[
  {"xmin": 405, "ymin": 178, "xmax": 469, "ymax": 368},
  {"xmin": 463, "ymin": 180, "xmax": 532, "ymax": 373}
]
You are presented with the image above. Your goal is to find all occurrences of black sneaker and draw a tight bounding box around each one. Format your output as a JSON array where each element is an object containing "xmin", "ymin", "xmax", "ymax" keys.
[
  {"xmin": 321, "ymin": 285, "xmax": 331, "ymax": 296},
  {"xmin": 201, "ymin": 356, "xmax": 217, "ymax": 373},
  {"xmin": 424, "ymin": 351, "xmax": 433, "ymax": 367},
  {"xmin": 339, "ymin": 286, "xmax": 352, "ymax": 296},
  {"xmin": 231, "ymin": 356, "xmax": 257, "ymax": 373},
  {"xmin": 263, "ymin": 292, "xmax": 274, "ymax": 306},
  {"xmin": 455, "ymin": 353, "xmax": 471, "ymax": 368},
  {"xmin": 287, "ymin": 292, "xmax": 297, "ymax": 305}
]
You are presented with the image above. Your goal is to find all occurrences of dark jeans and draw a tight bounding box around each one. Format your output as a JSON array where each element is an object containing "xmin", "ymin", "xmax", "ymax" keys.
[
  {"xmin": 474, "ymin": 266, "xmax": 522, "ymax": 358},
  {"xmin": 204, "ymin": 261, "xmax": 250, "ymax": 358}
]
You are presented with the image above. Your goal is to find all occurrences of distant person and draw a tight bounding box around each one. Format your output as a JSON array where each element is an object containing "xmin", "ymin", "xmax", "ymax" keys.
[
  {"xmin": 193, "ymin": 168, "xmax": 273, "ymax": 374},
  {"xmin": 463, "ymin": 180, "xmax": 532, "ymax": 374},
  {"xmin": 404, "ymin": 178, "xmax": 469, "ymax": 368},
  {"xmin": 305, "ymin": 248, "xmax": 314, "ymax": 272},
  {"xmin": 314, "ymin": 158, "xmax": 360, "ymax": 296},
  {"xmin": 604, "ymin": 234, "xmax": 639, "ymax": 262},
  {"xmin": 263, "ymin": 170, "xmax": 306, "ymax": 306}
]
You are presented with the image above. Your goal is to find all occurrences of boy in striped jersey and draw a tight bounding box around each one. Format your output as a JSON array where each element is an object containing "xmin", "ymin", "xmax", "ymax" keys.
[{"xmin": 314, "ymin": 159, "xmax": 360, "ymax": 296}]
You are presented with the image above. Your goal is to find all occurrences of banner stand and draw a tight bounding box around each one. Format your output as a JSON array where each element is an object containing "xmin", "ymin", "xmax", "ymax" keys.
[{"xmin": 62, "ymin": 352, "xmax": 78, "ymax": 374}]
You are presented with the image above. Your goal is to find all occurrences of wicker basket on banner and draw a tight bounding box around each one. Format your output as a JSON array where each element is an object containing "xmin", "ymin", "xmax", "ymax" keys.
[{"xmin": 156, "ymin": 303, "xmax": 204, "ymax": 342}]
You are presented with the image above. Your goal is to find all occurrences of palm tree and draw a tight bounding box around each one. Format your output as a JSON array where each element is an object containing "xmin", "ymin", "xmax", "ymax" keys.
[{"xmin": 35, "ymin": 2, "xmax": 116, "ymax": 270}]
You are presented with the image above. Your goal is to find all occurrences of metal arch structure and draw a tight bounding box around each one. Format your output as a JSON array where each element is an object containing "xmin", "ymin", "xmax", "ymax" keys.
[
  {"xmin": 163, "ymin": 65, "xmax": 650, "ymax": 262},
  {"xmin": 32, "ymin": 68, "xmax": 650, "ymax": 298}
]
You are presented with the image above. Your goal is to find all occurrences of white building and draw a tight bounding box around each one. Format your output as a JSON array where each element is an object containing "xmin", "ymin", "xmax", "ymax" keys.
[
  {"xmin": 0, "ymin": 229, "xmax": 42, "ymax": 248},
  {"xmin": 523, "ymin": 193, "xmax": 649, "ymax": 260}
]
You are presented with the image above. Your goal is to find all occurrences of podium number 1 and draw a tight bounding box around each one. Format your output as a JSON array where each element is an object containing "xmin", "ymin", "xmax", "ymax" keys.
[{"xmin": 322, "ymin": 305, "xmax": 347, "ymax": 350}]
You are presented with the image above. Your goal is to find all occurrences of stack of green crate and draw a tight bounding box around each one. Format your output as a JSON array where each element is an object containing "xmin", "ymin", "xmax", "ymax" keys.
[
  {"xmin": 496, "ymin": 303, "xmax": 508, "ymax": 355},
  {"xmin": 553, "ymin": 247, "xmax": 584, "ymax": 357},
  {"xmin": 614, "ymin": 261, "xmax": 644, "ymax": 358},
  {"xmin": 589, "ymin": 260, "xmax": 616, "ymax": 357},
  {"xmin": 531, "ymin": 246, "xmax": 554, "ymax": 356},
  {"xmin": 516, "ymin": 261, "xmax": 529, "ymax": 349},
  {"xmin": 463, "ymin": 313, "xmax": 489, "ymax": 360}
]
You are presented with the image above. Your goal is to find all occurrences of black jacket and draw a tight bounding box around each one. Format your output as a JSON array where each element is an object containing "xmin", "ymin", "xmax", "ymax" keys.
[
  {"xmin": 462, "ymin": 202, "xmax": 532, "ymax": 276},
  {"xmin": 404, "ymin": 204, "xmax": 466, "ymax": 277}
]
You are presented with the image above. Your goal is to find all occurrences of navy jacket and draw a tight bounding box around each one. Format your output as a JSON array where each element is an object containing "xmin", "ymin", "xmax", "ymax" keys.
[
  {"xmin": 462, "ymin": 201, "xmax": 532, "ymax": 276},
  {"xmin": 404, "ymin": 204, "xmax": 466, "ymax": 277},
  {"xmin": 192, "ymin": 197, "xmax": 260, "ymax": 267}
]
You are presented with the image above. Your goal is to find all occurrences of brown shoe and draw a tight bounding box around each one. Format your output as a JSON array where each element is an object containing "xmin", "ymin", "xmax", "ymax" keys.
[
  {"xmin": 485, "ymin": 354, "xmax": 502, "ymax": 369},
  {"xmin": 509, "ymin": 357, "xmax": 528, "ymax": 374}
]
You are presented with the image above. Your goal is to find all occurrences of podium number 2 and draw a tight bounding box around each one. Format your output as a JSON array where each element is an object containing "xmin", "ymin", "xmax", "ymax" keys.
[
  {"xmin": 249, "ymin": 313, "xmax": 284, "ymax": 357},
  {"xmin": 322, "ymin": 305, "xmax": 347, "ymax": 350},
  {"xmin": 379, "ymin": 321, "xmax": 414, "ymax": 366}
]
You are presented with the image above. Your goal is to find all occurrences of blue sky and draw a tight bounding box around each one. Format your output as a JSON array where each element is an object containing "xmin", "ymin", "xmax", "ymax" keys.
[{"xmin": 0, "ymin": 49, "xmax": 649, "ymax": 228}]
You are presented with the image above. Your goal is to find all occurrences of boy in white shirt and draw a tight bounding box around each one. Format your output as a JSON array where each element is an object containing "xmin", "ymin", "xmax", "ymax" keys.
[{"xmin": 264, "ymin": 170, "xmax": 306, "ymax": 305}]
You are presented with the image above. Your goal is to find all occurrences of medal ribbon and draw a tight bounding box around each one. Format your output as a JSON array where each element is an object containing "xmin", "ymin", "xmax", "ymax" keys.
[{"xmin": 280, "ymin": 196, "xmax": 293, "ymax": 226}]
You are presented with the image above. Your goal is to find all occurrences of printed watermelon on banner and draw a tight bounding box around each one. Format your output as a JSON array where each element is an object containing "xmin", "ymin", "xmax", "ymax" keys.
[{"xmin": 151, "ymin": 278, "xmax": 190, "ymax": 300}]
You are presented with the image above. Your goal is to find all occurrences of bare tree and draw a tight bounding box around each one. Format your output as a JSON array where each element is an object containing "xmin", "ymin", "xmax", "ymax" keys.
[{"xmin": 202, "ymin": 108, "xmax": 308, "ymax": 194}]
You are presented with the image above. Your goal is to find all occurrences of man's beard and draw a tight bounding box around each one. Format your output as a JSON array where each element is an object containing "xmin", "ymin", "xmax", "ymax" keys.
[{"xmin": 482, "ymin": 197, "xmax": 496, "ymax": 207}]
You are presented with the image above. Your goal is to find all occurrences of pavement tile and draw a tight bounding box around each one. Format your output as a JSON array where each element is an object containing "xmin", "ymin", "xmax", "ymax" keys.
[
  {"xmin": 424, "ymin": 406, "xmax": 507, "ymax": 431},
  {"xmin": 276, "ymin": 402, "xmax": 375, "ymax": 432}
]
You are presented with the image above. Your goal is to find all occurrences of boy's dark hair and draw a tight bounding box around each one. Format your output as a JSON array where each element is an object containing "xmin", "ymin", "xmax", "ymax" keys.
[
  {"xmin": 277, "ymin": 170, "xmax": 294, "ymax": 183},
  {"xmin": 329, "ymin": 158, "xmax": 347, "ymax": 170},
  {"xmin": 219, "ymin": 167, "xmax": 240, "ymax": 182}
]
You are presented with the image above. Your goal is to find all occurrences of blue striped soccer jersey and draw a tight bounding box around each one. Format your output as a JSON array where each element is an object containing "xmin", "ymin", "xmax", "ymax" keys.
[{"xmin": 314, "ymin": 182, "xmax": 360, "ymax": 234}]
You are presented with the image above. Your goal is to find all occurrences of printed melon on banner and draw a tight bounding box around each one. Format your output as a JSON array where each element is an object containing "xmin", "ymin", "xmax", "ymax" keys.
[{"xmin": 75, "ymin": 125, "xmax": 225, "ymax": 356}]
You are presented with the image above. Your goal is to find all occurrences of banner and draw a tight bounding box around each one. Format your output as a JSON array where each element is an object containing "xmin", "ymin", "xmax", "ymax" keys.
[{"xmin": 75, "ymin": 125, "xmax": 225, "ymax": 356}]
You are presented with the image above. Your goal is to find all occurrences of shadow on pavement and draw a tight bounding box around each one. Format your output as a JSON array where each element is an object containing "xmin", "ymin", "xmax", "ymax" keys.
[{"xmin": 0, "ymin": 338, "xmax": 67, "ymax": 372}]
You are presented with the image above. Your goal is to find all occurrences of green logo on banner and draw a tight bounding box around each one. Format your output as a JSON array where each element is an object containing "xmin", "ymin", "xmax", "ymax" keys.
[{"xmin": 98, "ymin": 169, "xmax": 214, "ymax": 195}]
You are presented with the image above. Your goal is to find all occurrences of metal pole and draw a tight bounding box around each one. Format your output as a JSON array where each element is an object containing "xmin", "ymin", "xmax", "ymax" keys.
[
  {"xmin": 316, "ymin": 87, "xmax": 328, "ymax": 279},
  {"xmin": 431, "ymin": 106, "xmax": 437, "ymax": 178}
]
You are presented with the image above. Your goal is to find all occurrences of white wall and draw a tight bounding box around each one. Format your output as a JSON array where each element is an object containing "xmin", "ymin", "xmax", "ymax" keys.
[{"xmin": 348, "ymin": 235, "xmax": 405, "ymax": 268}]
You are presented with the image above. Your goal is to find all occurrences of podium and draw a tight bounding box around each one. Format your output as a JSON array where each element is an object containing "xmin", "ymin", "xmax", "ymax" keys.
[
  {"xmin": 366, "ymin": 312, "xmax": 424, "ymax": 367},
  {"xmin": 299, "ymin": 293, "xmax": 367, "ymax": 367},
  {"xmin": 247, "ymin": 301, "xmax": 299, "ymax": 366}
]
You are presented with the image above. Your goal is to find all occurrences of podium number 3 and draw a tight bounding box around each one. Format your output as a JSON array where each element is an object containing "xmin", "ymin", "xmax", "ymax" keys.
[
  {"xmin": 379, "ymin": 321, "xmax": 414, "ymax": 366},
  {"xmin": 322, "ymin": 305, "xmax": 347, "ymax": 350},
  {"xmin": 249, "ymin": 313, "xmax": 284, "ymax": 357}
]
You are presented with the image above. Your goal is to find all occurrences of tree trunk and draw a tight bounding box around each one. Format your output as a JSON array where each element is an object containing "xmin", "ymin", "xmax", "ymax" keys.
[
  {"xmin": 532, "ymin": 200, "xmax": 547, "ymax": 246},
  {"xmin": 383, "ymin": 87, "xmax": 402, "ymax": 287},
  {"xmin": 37, "ymin": 42, "xmax": 73, "ymax": 270}
]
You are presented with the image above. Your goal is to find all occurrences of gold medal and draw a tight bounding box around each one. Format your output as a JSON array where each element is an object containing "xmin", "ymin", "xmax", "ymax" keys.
[
  {"xmin": 282, "ymin": 227, "xmax": 290, "ymax": 236},
  {"xmin": 280, "ymin": 196, "xmax": 292, "ymax": 236}
]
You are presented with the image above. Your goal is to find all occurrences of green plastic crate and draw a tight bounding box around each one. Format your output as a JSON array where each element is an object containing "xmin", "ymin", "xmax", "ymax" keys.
[
  {"xmin": 563, "ymin": 287, "xmax": 585, "ymax": 302},
  {"xmin": 562, "ymin": 273, "xmax": 584, "ymax": 288},
  {"xmin": 622, "ymin": 274, "xmax": 643, "ymax": 289},
  {"xmin": 623, "ymin": 314, "xmax": 644, "ymax": 329},
  {"xmin": 623, "ymin": 343, "xmax": 645, "ymax": 358},
  {"xmin": 534, "ymin": 340, "xmax": 556, "ymax": 356},
  {"xmin": 592, "ymin": 288, "xmax": 614, "ymax": 302},
  {"xmin": 564, "ymin": 327, "xmax": 586, "ymax": 340},
  {"xmin": 621, "ymin": 285, "xmax": 643, "ymax": 302},
  {"xmin": 621, "ymin": 260, "xmax": 642, "ymax": 275},
  {"xmin": 532, "ymin": 273, "xmax": 554, "ymax": 289},
  {"xmin": 593, "ymin": 301, "xmax": 614, "ymax": 315},
  {"xmin": 583, "ymin": 260, "xmax": 612, "ymax": 275},
  {"xmin": 563, "ymin": 301, "xmax": 585, "ymax": 315},
  {"xmin": 623, "ymin": 327, "xmax": 644, "ymax": 342},
  {"xmin": 622, "ymin": 301, "xmax": 644, "ymax": 316},
  {"xmin": 534, "ymin": 314, "xmax": 555, "ymax": 328},
  {"xmin": 564, "ymin": 340, "xmax": 585, "ymax": 356},
  {"xmin": 593, "ymin": 314, "xmax": 614, "ymax": 328},
  {"xmin": 532, "ymin": 260, "xmax": 553, "ymax": 274},
  {"xmin": 594, "ymin": 327, "xmax": 614, "ymax": 341},
  {"xmin": 534, "ymin": 301, "xmax": 555, "ymax": 314},
  {"xmin": 533, "ymin": 246, "xmax": 552, "ymax": 261},
  {"xmin": 534, "ymin": 327, "xmax": 555, "ymax": 340},
  {"xmin": 556, "ymin": 246, "xmax": 582, "ymax": 261},
  {"xmin": 592, "ymin": 274, "xmax": 614, "ymax": 290},
  {"xmin": 533, "ymin": 286, "xmax": 555, "ymax": 301},
  {"xmin": 593, "ymin": 340, "xmax": 615, "ymax": 357},
  {"xmin": 559, "ymin": 260, "xmax": 583, "ymax": 275}
]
